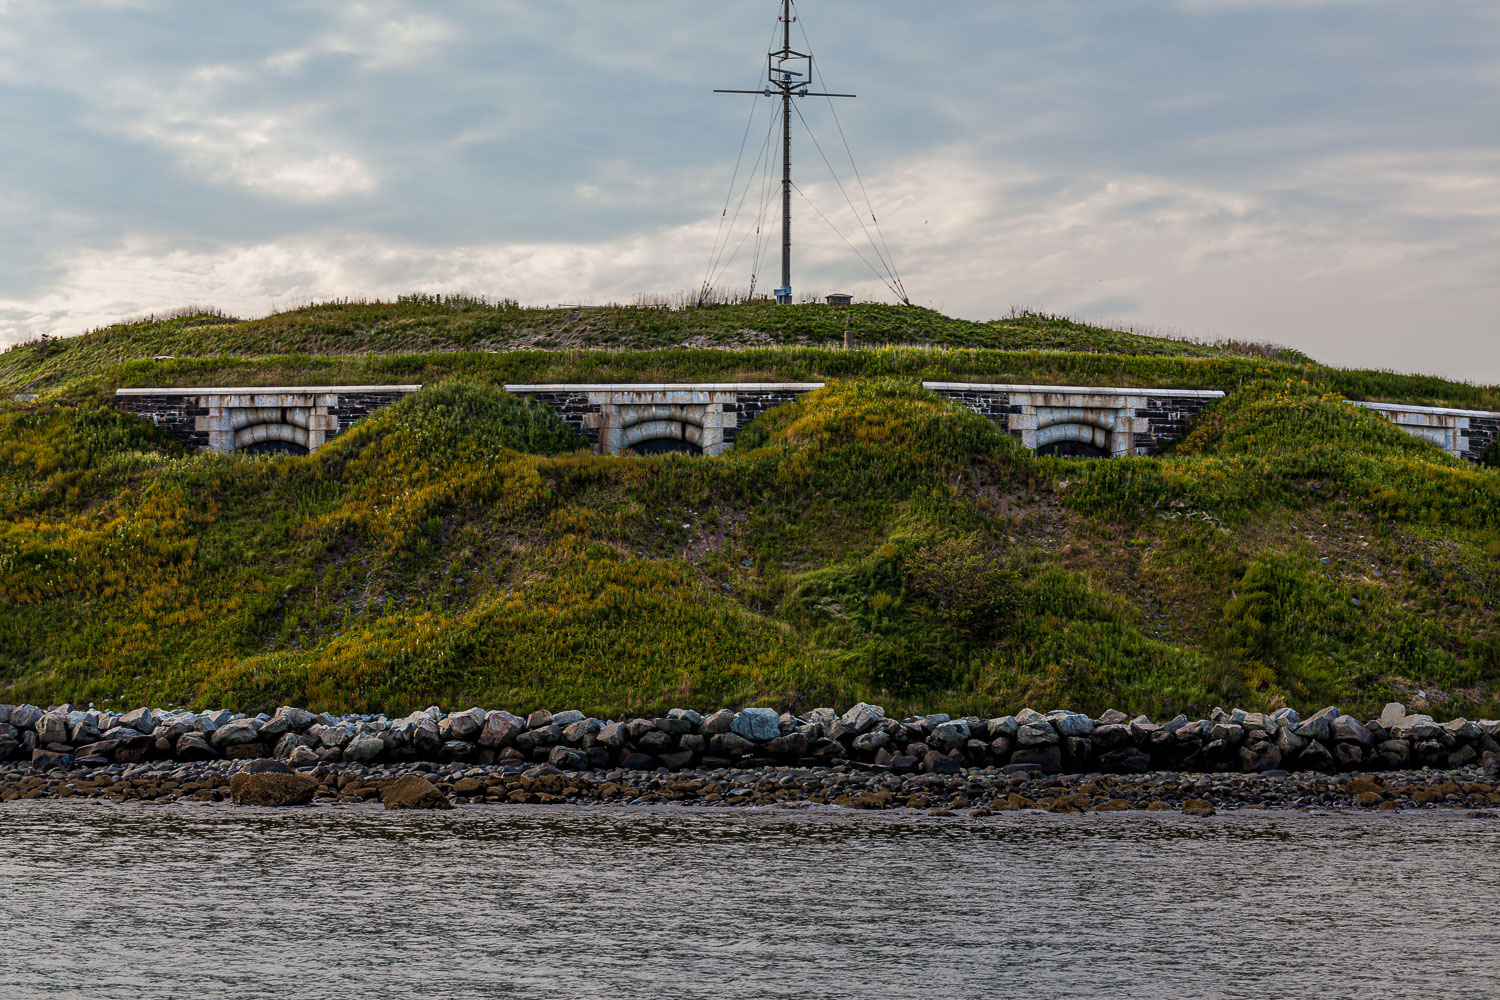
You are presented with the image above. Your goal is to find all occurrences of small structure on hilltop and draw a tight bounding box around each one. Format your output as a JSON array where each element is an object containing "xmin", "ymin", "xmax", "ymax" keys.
[{"xmin": 826, "ymin": 293, "xmax": 853, "ymax": 306}]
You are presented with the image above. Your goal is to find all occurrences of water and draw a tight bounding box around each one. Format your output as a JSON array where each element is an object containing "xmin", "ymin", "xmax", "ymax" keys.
[{"xmin": 1, "ymin": 802, "xmax": 1497, "ymax": 1000}]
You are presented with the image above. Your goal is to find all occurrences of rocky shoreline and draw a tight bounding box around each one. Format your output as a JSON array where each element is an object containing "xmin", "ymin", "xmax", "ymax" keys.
[
  {"xmin": 3, "ymin": 758, "xmax": 1498, "ymax": 816},
  {"xmin": 2, "ymin": 700, "xmax": 1497, "ymax": 779}
]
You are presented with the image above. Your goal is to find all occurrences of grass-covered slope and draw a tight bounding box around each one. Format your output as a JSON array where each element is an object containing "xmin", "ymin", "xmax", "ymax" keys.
[
  {"xmin": 8, "ymin": 300, "xmax": 1498, "ymax": 414},
  {"xmin": 0, "ymin": 297, "xmax": 1308, "ymax": 395},
  {"xmin": 1, "ymin": 377, "xmax": 1496, "ymax": 720}
]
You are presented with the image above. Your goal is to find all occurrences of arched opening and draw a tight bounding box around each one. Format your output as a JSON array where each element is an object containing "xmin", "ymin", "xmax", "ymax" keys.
[
  {"xmin": 632, "ymin": 438, "xmax": 704, "ymax": 456},
  {"xmin": 241, "ymin": 439, "xmax": 310, "ymax": 456},
  {"xmin": 619, "ymin": 415, "xmax": 706, "ymax": 456},
  {"xmin": 1037, "ymin": 440, "xmax": 1109, "ymax": 459},
  {"xmin": 1034, "ymin": 421, "xmax": 1114, "ymax": 459},
  {"xmin": 233, "ymin": 421, "xmax": 310, "ymax": 454}
]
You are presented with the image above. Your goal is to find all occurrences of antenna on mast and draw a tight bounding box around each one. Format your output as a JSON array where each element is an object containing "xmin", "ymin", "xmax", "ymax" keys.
[{"xmin": 713, "ymin": 0, "xmax": 855, "ymax": 305}]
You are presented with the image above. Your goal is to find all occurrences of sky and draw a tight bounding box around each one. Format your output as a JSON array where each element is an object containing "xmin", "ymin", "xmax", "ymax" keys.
[{"xmin": 0, "ymin": 0, "xmax": 1496, "ymax": 380}]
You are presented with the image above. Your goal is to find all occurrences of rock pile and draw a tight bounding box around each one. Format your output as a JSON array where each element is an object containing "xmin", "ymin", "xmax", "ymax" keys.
[
  {"xmin": 1, "ymin": 701, "xmax": 1496, "ymax": 777},
  {"xmin": 3, "ymin": 757, "xmax": 1497, "ymax": 814}
]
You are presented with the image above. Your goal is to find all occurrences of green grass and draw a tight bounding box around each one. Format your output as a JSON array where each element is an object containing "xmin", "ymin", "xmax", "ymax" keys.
[
  {"xmin": 2, "ymin": 297, "xmax": 1311, "ymax": 395},
  {"xmin": 1, "ymin": 375, "xmax": 1496, "ymax": 720}
]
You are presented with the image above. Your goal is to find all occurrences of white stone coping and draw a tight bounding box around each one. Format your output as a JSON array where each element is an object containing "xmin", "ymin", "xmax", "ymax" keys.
[
  {"xmin": 503, "ymin": 383, "xmax": 825, "ymax": 393},
  {"xmin": 923, "ymin": 382, "xmax": 1226, "ymax": 399},
  {"xmin": 1350, "ymin": 400, "xmax": 1500, "ymax": 419},
  {"xmin": 115, "ymin": 385, "xmax": 423, "ymax": 396}
]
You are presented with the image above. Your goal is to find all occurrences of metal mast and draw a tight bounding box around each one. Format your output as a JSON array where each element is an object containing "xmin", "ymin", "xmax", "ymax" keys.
[{"xmin": 715, "ymin": 0, "xmax": 854, "ymax": 304}]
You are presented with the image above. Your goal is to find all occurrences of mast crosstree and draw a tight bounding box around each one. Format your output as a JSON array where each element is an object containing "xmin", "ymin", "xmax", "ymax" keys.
[{"xmin": 712, "ymin": 0, "xmax": 857, "ymax": 305}]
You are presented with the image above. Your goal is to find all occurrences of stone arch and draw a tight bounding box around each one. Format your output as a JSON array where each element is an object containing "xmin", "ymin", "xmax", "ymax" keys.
[
  {"xmin": 619, "ymin": 407, "xmax": 707, "ymax": 455},
  {"xmin": 233, "ymin": 421, "xmax": 311, "ymax": 453},
  {"xmin": 1034, "ymin": 421, "xmax": 1114, "ymax": 457}
]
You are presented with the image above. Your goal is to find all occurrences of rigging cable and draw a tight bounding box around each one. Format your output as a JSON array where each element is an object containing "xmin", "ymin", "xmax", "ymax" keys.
[
  {"xmin": 790, "ymin": 99, "xmax": 902, "ymax": 292},
  {"xmin": 790, "ymin": 0, "xmax": 909, "ymax": 301},
  {"xmin": 708, "ymin": 110, "xmax": 783, "ymax": 293},
  {"xmin": 791, "ymin": 181, "xmax": 905, "ymax": 301},
  {"xmin": 705, "ymin": 100, "xmax": 780, "ymax": 293},
  {"xmin": 701, "ymin": 19, "xmax": 784, "ymax": 304}
]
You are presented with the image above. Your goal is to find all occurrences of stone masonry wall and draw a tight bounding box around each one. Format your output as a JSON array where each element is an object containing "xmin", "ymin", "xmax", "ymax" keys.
[
  {"xmin": 328, "ymin": 392, "xmax": 418, "ymax": 436},
  {"xmin": 1132, "ymin": 395, "xmax": 1220, "ymax": 454},
  {"xmin": 724, "ymin": 390, "xmax": 816, "ymax": 445},
  {"xmin": 1468, "ymin": 417, "xmax": 1499, "ymax": 463},
  {"xmin": 115, "ymin": 388, "xmax": 417, "ymax": 453},
  {"xmin": 114, "ymin": 394, "xmax": 210, "ymax": 451},
  {"xmin": 521, "ymin": 392, "xmax": 603, "ymax": 448},
  {"xmin": 925, "ymin": 384, "xmax": 1225, "ymax": 456}
]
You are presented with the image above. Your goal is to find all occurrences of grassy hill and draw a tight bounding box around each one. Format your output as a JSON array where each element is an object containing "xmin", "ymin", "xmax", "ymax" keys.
[{"xmin": 1, "ymin": 300, "xmax": 1497, "ymax": 720}]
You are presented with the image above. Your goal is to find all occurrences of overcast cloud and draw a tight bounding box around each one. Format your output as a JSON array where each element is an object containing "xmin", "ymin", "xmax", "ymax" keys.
[{"xmin": 0, "ymin": 0, "xmax": 1496, "ymax": 378}]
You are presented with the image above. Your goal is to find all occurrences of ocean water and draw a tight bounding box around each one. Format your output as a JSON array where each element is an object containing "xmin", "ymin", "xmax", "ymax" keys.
[{"xmin": 1, "ymin": 802, "xmax": 1496, "ymax": 1000}]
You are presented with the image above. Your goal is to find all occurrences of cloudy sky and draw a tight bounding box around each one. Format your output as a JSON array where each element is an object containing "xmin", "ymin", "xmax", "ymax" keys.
[{"xmin": 1, "ymin": 0, "xmax": 1496, "ymax": 379}]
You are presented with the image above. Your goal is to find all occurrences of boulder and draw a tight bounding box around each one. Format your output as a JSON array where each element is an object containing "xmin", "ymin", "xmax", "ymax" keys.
[
  {"xmin": 930, "ymin": 721, "xmax": 970, "ymax": 752},
  {"xmin": 516, "ymin": 725, "xmax": 562, "ymax": 751},
  {"xmin": 210, "ymin": 719, "xmax": 263, "ymax": 749},
  {"xmin": 287, "ymin": 745, "xmax": 320, "ymax": 767},
  {"xmin": 1295, "ymin": 707, "xmax": 1341, "ymax": 741},
  {"xmin": 764, "ymin": 732, "xmax": 809, "ymax": 757},
  {"xmin": 921, "ymin": 751, "xmax": 962, "ymax": 775},
  {"xmin": 852, "ymin": 731, "xmax": 892, "ymax": 754},
  {"xmin": 709, "ymin": 733, "xmax": 756, "ymax": 757},
  {"xmin": 1372, "ymin": 739, "xmax": 1411, "ymax": 770},
  {"xmin": 700, "ymin": 709, "xmax": 735, "ymax": 735},
  {"xmin": 1099, "ymin": 748, "xmax": 1151, "ymax": 774},
  {"xmin": 636, "ymin": 731, "xmax": 675, "ymax": 754},
  {"xmin": 439, "ymin": 740, "xmax": 477, "ymax": 763},
  {"xmin": 547, "ymin": 746, "xmax": 589, "ymax": 771},
  {"xmin": 1016, "ymin": 721, "xmax": 1058, "ymax": 747},
  {"xmin": 31, "ymin": 749, "xmax": 72, "ymax": 770},
  {"xmin": 10, "ymin": 705, "xmax": 43, "ymax": 730},
  {"xmin": 1095, "ymin": 709, "xmax": 1130, "ymax": 726},
  {"xmin": 1379, "ymin": 703, "xmax": 1407, "ymax": 729},
  {"xmin": 525, "ymin": 709, "xmax": 553, "ymax": 729},
  {"xmin": 989, "ymin": 716, "xmax": 1019, "ymax": 737},
  {"xmin": 1092, "ymin": 724, "xmax": 1133, "ymax": 751},
  {"xmin": 381, "ymin": 775, "xmax": 453, "ymax": 810},
  {"xmin": 1332, "ymin": 742, "xmax": 1366, "ymax": 770},
  {"xmin": 840, "ymin": 702, "xmax": 885, "ymax": 734},
  {"xmin": 1048, "ymin": 712, "xmax": 1094, "ymax": 738},
  {"xmin": 476, "ymin": 710, "xmax": 523, "ymax": 749},
  {"xmin": 668, "ymin": 708, "xmax": 704, "ymax": 726},
  {"xmin": 229, "ymin": 772, "xmax": 317, "ymax": 807},
  {"xmin": 731, "ymin": 708, "xmax": 781, "ymax": 743},
  {"xmin": 1010, "ymin": 745, "xmax": 1062, "ymax": 773},
  {"xmin": 1181, "ymin": 798, "xmax": 1216, "ymax": 817},
  {"xmin": 1330, "ymin": 716, "xmax": 1374, "ymax": 747},
  {"xmin": 272, "ymin": 706, "xmax": 315, "ymax": 731},
  {"xmin": 1209, "ymin": 722, "xmax": 1245, "ymax": 746},
  {"xmin": 175, "ymin": 733, "xmax": 217, "ymax": 761},
  {"xmin": 550, "ymin": 710, "xmax": 586, "ymax": 727},
  {"xmin": 1238, "ymin": 741, "xmax": 1282, "ymax": 773},
  {"xmin": 441, "ymin": 708, "xmax": 487, "ymax": 742},
  {"xmin": 344, "ymin": 736, "xmax": 385, "ymax": 763},
  {"xmin": 71, "ymin": 739, "xmax": 122, "ymax": 762},
  {"xmin": 34, "ymin": 712, "xmax": 69, "ymax": 746},
  {"xmin": 118, "ymin": 707, "xmax": 155, "ymax": 734},
  {"xmin": 660, "ymin": 750, "xmax": 696, "ymax": 771},
  {"xmin": 595, "ymin": 721, "xmax": 628, "ymax": 749}
]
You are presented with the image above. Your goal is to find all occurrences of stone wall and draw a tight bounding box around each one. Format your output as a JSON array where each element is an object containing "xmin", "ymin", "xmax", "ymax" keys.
[
  {"xmin": 112, "ymin": 393, "xmax": 211, "ymax": 451},
  {"xmin": 923, "ymin": 383, "xmax": 1227, "ymax": 457},
  {"xmin": 115, "ymin": 386, "xmax": 421, "ymax": 453},
  {"xmin": 505, "ymin": 384, "xmax": 824, "ymax": 455},
  {"xmin": 1350, "ymin": 401, "xmax": 1500, "ymax": 462}
]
